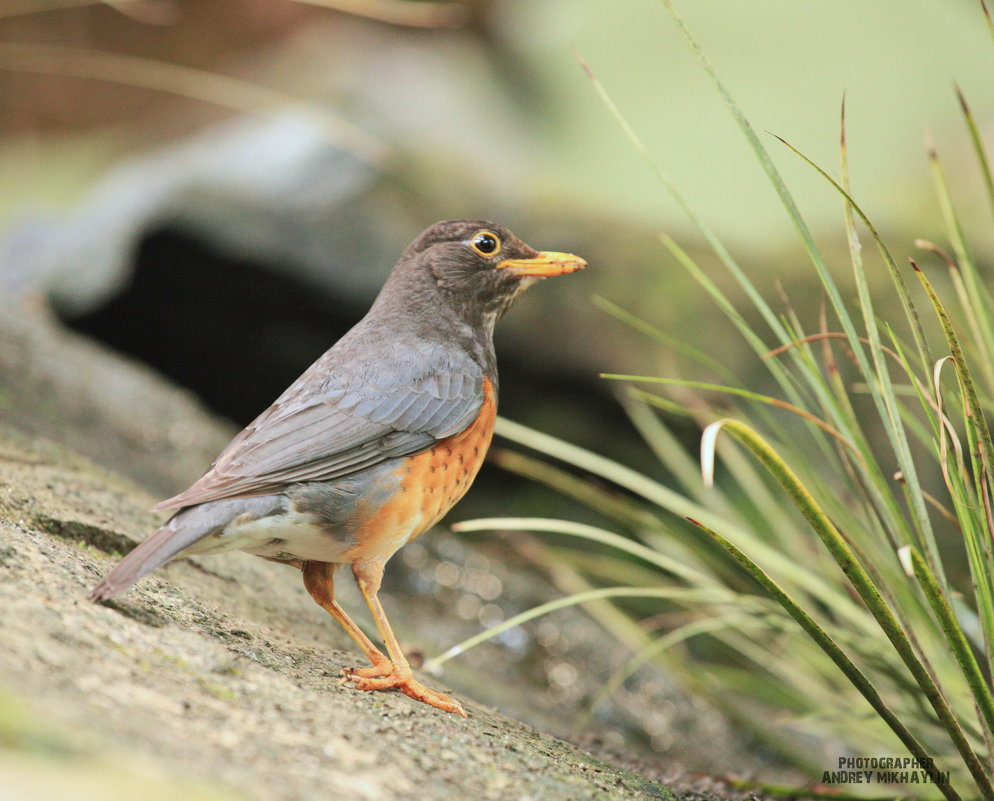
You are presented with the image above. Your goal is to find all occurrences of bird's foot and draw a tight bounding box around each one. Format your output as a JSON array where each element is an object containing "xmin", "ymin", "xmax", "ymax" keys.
[{"xmin": 341, "ymin": 666, "xmax": 466, "ymax": 716}]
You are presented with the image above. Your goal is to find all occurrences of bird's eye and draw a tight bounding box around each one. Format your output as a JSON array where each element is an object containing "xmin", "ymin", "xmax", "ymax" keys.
[{"xmin": 470, "ymin": 231, "xmax": 501, "ymax": 257}]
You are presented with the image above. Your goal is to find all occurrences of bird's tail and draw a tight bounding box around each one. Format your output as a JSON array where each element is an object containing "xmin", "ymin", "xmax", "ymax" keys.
[
  {"xmin": 89, "ymin": 495, "xmax": 288, "ymax": 601},
  {"xmin": 89, "ymin": 508, "xmax": 213, "ymax": 601}
]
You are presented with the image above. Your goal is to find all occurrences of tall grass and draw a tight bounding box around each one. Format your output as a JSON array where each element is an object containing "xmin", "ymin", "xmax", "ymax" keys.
[{"xmin": 429, "ymin": 3, "xmax": 994, "ymax": 798}]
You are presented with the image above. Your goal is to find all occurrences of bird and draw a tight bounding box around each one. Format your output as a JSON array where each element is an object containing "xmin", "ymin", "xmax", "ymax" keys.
[{"xmin": 89, "ymin": 219, "xmax": 585, "ymax": 716}]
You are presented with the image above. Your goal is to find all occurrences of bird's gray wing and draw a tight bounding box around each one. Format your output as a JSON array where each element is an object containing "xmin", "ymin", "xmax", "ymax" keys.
[{"xmin": 155, "ymin": 346, "xmax": 485, "ymax": 510}]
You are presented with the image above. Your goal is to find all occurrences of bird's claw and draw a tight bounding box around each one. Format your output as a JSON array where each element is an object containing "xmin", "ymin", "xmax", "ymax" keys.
[{"xmin": 340, "ymin": 659, "xmax": 394, "ymax": 680}]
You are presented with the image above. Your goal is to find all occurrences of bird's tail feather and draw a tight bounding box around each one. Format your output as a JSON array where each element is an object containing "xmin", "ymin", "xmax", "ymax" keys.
[
  {"xmin": 88, "ymin": 511, "xmax": 211, "ymax": 601},
  {"xmin": 88, "ymin": 495, "xmax": 289, "ymax": 601}
]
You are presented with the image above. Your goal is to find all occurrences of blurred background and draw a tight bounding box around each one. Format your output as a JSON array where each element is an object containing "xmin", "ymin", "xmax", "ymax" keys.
[
  {"xmin": 1, "ymin": 0, "xmax": 992, "ymax": 786},
  {"xmin": 3, "ymin": 0, "xmax": 992, "ymax": 440}
]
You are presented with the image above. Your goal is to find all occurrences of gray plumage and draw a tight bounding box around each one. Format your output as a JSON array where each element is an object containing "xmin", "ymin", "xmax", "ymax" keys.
[
  {"xmin": 153, "ymin": 222, "xmax": 499, "ymax": 513},
  {"xmin": 89, "ymin": 219, "xmax": 581, "ymax": 608}
]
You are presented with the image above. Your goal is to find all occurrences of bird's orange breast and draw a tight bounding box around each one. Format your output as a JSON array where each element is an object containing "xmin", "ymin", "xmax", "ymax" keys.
[{"xmin": 344, "ymin": 377, "xmax": 497, "ymax": 563}]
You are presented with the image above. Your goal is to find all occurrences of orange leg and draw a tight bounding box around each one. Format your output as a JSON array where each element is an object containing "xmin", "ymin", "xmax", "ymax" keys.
[
  {"xmin": 301, "ymin": 561, "xmax": 391, "ymax": 679},
  {"xmin": 344, "ymin": 560, "xmax": 466, "ymax": 716}
]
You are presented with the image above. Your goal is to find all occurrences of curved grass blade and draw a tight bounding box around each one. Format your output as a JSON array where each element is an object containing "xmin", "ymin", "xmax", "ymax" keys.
[
  {"xmin": 451, "ymin": 516, "xmax": 721, "ymax": 590},
  {"xmin": 915, "ymin": 239, "xmax": 994, "ymax": 396},
  {"xmin": 836, "ymin": 98, "xmax": 931, "ymax": 370},
  {"xmin": 423, "ymin": 585, "xmax": 738, "ymax": 672},
  {"xmin": 495, "ymin": 416, "xmax": 871, "ymax": 625},
  {"xmin": 688, "ymin": 517, "xmax": 962, "ymax": 801},
  {"xmin": 912, "ymin": 262, "xmax": 994, "ymax": 484},
  {"xmin": 914, "ymin": 261, "xmax": 994, "ymax": 714},
  {"xmin": 927, "ymin": 145, "xmax": 994, "ymax": 391},
  {"xmin": 602, "ymin": 373, "xmax": 860, "ymax": 456},
  {"xmin": 620, "ymin": 391, "xmax": 728, "ymax": 508},
  {"xmin": 702, "ymin": 418, "xmax": 994, "ymax": 799},
  {"xmin": 770, "ymin": 132, "xmax": 939, "ymax": 570},
  {"xmin": 489, "ymin": 447, "xmax": 637, "ymax": 521},
  {"xmin": 900, "ymin": 546, "xmax": 994, "ymax": 746},
  {"xmin": 836, "ymin": 102, "xmax": 942, "ymax": 574}
]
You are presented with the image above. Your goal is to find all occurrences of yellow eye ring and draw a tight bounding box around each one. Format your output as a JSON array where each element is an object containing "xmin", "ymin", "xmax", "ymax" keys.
[{"xmin": 470, "ymin": 231, "xmax": 501, "ymax": 257}]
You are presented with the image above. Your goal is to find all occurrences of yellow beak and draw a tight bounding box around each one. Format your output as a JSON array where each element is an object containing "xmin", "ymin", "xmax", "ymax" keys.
[{"xmin": 497, "ymin": 251, "xmax": 587, "ymax": 278}]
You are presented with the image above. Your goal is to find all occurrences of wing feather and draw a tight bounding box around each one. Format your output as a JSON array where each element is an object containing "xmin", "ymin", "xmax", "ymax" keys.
[{"xmin": 155, "ymin": 344, "xmax": 485, "ymax": 511}]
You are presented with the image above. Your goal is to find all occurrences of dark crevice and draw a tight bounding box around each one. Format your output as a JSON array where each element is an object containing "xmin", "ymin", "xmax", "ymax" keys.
[
  {"xmin": 35, "ymin": 513, "xmax": 136, "ymax": 557},
  {"xmin": 95, "ymin": 598, "xmax": 169, "ymax": 628},
  {"xmin": 60, "ymin": 228, "xmax": 368, "ymax": 425}
]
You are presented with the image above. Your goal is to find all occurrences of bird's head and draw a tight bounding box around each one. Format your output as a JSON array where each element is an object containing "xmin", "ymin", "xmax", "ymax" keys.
[{"xmin": 394, "ymin": 220, "xmax": 586, "ymax": 328}]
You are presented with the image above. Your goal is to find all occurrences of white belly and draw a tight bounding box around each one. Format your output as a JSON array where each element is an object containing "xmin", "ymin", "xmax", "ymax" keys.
[{"xmin": 183, "ymin": 509, "xmax": 351, "ymax": 563}]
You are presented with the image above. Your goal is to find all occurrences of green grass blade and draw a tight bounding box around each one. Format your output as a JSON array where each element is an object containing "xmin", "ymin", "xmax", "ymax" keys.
[
  {"xmin": 602, "ymin": 374, "xmax": 860, "ymax": 455},
  {"xmin": 591, "ymin": 294, "xmax": 736, "ymax": 381},
  {"xmin": 702, "ymin": 418, "xmax": 994, "ymax": 799},
  {"xmin": 657, "ymin": 0, "xmax": 866, "ymax": 360},
  {"xmin": 619, "ymin": 392, "xmax": 728, "ymax": 508},
  {"xmin": 912, "ymin": 263, "xmax": 994, "ymax": 482},
  {"xmin": 490, "ymin": 447, "xmax": 670, "ymax": 535},
  {"xmin": 658, "ymin": 0, "xmax": 939, "ymax": 580},
  {"xmin": 955, "ymin": 85, "xmax": 994, "ymax": 227},
  {"xmin": 901, "ymin": 546, "xmax": 994, "ymax": 744},
  {"xmin": 579, "ymin": 47, "xmax": 858, "ymax": 481},
  {"xmin": 771, "ymin": 132, "xmax": 940, "ymax": 568},
  {"xmin": 451, "ymin": 517, "xmax": 721, "ymax": 589},
  {"xmin": 496, "ymin": 416, "xmax": 874, "ymax": 625},
  {"xmin": 689, "ymin": 517, "xmax": 963, "ymax": 801},
  {"xmin": 927, "ymin": 146, "xmax": 994, "ymax": 391},
  {"xmin": 423, "ymin": 585, "xmax": 740, "ymax": 672}
]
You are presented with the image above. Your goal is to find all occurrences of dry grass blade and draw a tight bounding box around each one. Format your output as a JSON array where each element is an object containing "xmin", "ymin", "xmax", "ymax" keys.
[
  {"xmin": 0, "ymin": 0, "xmax": 144, "ymax": 18},
  {"xmin": 287, "ymin": 0, "xmax": 467, "ymax": 28},
  {"xmin": 0, "ymin": 42, "xmax": 390, "ymax": 166},
  {"xmin": 911, "ymin": 260, "xmax": 994, "ymax": 471},
  {"xmin": 932, "ymin": 357, "xmax": 969, "ymax": 499},
  {"xmin": 765, "ymin": 332, "xmax": 894, "ymax": 363}
]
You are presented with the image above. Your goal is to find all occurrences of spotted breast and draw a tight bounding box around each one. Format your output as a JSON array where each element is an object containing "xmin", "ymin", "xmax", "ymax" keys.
[{"xmin": 342, "ymin": 376, "xmax": 497, "ymax": 564}]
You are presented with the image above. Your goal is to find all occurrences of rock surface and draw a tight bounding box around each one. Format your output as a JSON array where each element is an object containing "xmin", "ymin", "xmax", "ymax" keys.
[{"xmin": 0, "ymin": 429, "xmax": 680, "ymax": 801}]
